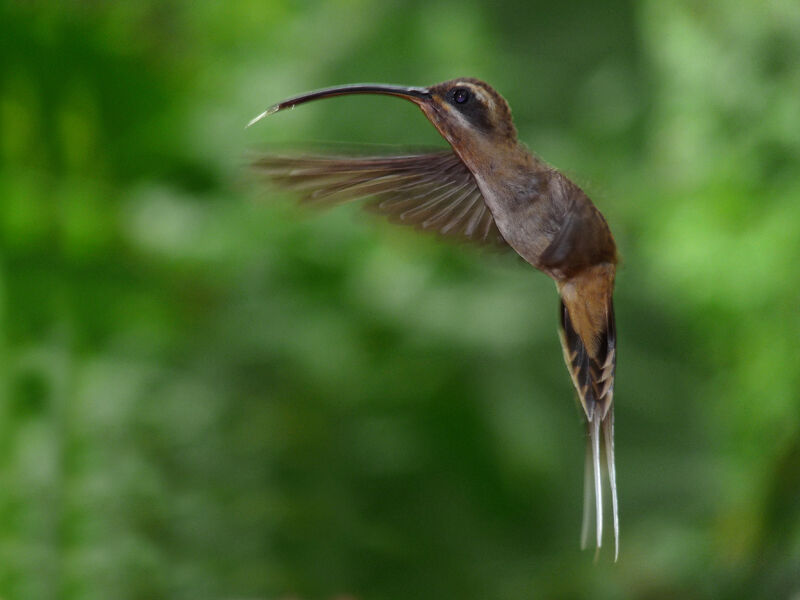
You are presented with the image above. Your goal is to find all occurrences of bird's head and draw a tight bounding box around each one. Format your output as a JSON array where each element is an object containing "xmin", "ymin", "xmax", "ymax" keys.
[{"xmin": 420, "ymin": 78, "xmax": 517, "ymax": 149}]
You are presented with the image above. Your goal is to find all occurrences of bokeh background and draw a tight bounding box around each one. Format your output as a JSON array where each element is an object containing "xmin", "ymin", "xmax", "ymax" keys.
[{"xmin": 1, "ymin": 1, "xmax": 799, "ymax": 598}]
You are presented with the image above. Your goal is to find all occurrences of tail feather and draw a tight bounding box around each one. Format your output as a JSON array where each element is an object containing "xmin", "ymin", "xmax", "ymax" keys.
[
  {"xmin": 580, "ymin": 435, "xmax": 593, "ymax": 550},
  {"xmin": 557, "ymin": 275, "xmax": 618, "ymax": 560},
  {"xmin": 603, "ymin": 408, "xmax": 619, "ymax": 561},
  {"xmin": 581, "ymin": 411, "xmax": 617, "ymax": 561},
  {"xmin": 590, "ymin": 416, "xmax": 603, "ymax": 553}
]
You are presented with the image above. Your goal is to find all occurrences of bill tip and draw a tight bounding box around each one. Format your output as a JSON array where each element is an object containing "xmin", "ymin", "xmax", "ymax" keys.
[{"xmin": 246, "ymin": 104, "xmax": 281, "ymax": 128}]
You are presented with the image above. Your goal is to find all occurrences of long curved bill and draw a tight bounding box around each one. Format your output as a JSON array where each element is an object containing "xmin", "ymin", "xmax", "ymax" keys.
[{"xmin": 247, "ymin": 83, "xmax": 432, "ymax": 128}]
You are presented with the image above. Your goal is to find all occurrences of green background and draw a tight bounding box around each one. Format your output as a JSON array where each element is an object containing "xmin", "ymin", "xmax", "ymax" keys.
[{"xmin": 1, "ymin": 1, "xmax": 799, "ymax": 598}]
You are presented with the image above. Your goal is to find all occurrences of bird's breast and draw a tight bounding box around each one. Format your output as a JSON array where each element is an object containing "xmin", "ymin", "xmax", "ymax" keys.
[{"xmin": 472, "ymin": 170, "xmax": 562, "ymax": 268}]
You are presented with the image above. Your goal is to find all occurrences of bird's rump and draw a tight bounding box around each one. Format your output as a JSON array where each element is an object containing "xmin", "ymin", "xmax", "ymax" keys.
[{"xmin": 253, "ymin": 151, "xmax": 509, "ymax": 247}]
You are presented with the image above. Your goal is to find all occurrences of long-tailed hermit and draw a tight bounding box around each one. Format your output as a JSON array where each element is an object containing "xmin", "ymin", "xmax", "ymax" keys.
[{"xmin": 249, "ymin": 79, "xmax": 620, "ymax": 558}]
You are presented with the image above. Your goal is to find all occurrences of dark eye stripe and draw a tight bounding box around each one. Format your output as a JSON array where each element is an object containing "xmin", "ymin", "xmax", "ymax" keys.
[{"xmin": 445, "ymin": 85, "xmax": 492, "ymax": 132}]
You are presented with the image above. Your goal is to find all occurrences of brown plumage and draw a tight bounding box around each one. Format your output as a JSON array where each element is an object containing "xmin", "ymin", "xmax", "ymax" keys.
[{"xmin": 249, "ymin": 79, "xmax": 619, "ymax": 559}]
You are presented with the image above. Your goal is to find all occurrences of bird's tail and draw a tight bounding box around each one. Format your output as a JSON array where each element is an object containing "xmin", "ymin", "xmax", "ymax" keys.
[{"xmin": 557, "ymin": 265, "xmax": 617, "ymax": 559}]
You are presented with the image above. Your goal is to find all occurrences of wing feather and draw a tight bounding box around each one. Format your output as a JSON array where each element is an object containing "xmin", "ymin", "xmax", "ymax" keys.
[{"xmin": 253, "ymin": 152, "xmax": 508, "ymax": 248}]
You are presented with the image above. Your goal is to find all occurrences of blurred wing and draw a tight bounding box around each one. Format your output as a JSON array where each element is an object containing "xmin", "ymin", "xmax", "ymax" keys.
[{"xmin": 253, "ymin": 152, "xmax": 509, "ymax": 247}]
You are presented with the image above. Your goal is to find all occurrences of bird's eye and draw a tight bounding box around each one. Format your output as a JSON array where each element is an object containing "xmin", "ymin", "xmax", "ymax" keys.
[{"xmin": 452, "ymin": 88, "xmax": 470, "ymax": 104}]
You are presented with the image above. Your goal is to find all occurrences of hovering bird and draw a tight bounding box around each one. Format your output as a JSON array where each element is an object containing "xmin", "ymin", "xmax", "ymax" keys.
[{"xmin": 249, "ymin": 78, "xmax": 619, "ymax": 558}]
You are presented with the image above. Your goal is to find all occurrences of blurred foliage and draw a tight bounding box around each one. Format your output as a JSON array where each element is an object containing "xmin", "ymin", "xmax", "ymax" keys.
[{"xmin": 1, "ymin": 1, "xmax": 799, "ymax": 599}]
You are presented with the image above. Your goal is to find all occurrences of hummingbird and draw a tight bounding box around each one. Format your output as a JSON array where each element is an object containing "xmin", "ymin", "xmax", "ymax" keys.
[{"xmin": 248, "ymin": 78, "xmax": 619, "ymax": 559}]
